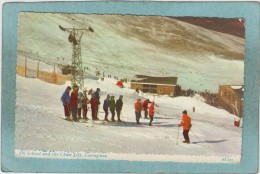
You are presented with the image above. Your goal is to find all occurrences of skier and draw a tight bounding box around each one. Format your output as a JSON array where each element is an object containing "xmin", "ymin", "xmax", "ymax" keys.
[
  {"xmin": 90, "ymin": 94, "xmax": 97, "ymax": 120},
  {"xmin": 178, "ymin": 110, "xmax": 192, "ymax": 144},
  {"xmin": 148, "ymin": 102, "xmax": 155, "ymax": 126},
  {"xmin": 134, "ymin": 98, "xmax": 142, "ymax": 124},
  {"xmin": 77, "ymin": 92, "xmax": 83, "ymax": 120},
  {"xmin": 115, "ymin": 95, "xmax": 123, "ymax": 122},
  {"xmin": 110, "ymin": 96, "xmax": 116, "ymax": 121},
  {"xmin": 70, "ymin": 85, "xmax": 79, "ymax": 121},
  {"xmin": 234, "ymin": 118, "xmax": 241, "ymax": 127},
  {"xmin": 94, "ymin": 88, "xmax": 101, "ymax": 119},
  {"xmin": 142, "ymin": 99, "xmax": 151, "ymax": 119},
  {"xmin": 61, "ymin": 86, "xmax": 71, "ymax": 120},
  {"xmin": 135, "ymin": 88, "xmax": 139, "ymax": 94},
  {"xmin": 94, "ymin": 88, "xmax": 100, "ymax": 100},
  {"xmin": 82, "ymin": 90, "xmax": 89, "ymax": 120},
  {"xmin": 103, "ymin": 94, "xmax": 110, "ymax": 122}
]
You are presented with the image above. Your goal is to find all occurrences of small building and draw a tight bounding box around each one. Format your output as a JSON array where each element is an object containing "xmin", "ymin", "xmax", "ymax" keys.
[
  {"xmin": 218, "ymin": 85, "xmax": 244, "ymax": 117},
  {"xmin": 131, "ymin": 75, "xmax": 178, "ymax": 97}
]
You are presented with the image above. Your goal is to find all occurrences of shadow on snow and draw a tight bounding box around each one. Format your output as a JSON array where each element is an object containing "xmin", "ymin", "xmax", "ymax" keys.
[{"xmin": 192, "ymin": 140, "xmax": 227, "ymax": 144}]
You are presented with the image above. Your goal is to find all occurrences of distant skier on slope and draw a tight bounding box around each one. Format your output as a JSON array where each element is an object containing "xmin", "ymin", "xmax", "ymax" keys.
[
  {"xmin": 61, "ymin": 86, "xmax": 71, "ymax": 120},
  {"xmin": 115, "ymin": 95, "xmax": 123, "ymax": 122},
  {"xmin": 148, "ymin": 102, "xmax": 155, "ymax": 126},
  {"xmin": 134, "ymin": 98, "xmax": 142, "ymax": 124},
  {"xmin": 234, "ymin": 118, "xmax": 241, "ymax": 127},
  {"xmin": 143, "ymin": 99, "xmax": 151, "ymax": 119},
  {"xmin": 110, "ymin": 96, "xmax": 116, "ymax": 122},
  {"xmin": 178, "ymin": 110, "xmax": 192, "ymax": 144},
  {"xmin": 70, "ymin": 85, "xmax": 79, "ymax": 122},
  {"xmin": 103, "ymin": 94, "xmax": 110, "ymax": 122}
]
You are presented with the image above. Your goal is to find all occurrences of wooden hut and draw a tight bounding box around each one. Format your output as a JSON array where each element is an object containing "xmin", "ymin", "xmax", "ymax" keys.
[
  {"xmin": 218, "ymin": 85, "xmax": 244, "ymax": 117},
  {"xmin": 131, "ymin": 75, "xmax": 178, "ymax": 97}
]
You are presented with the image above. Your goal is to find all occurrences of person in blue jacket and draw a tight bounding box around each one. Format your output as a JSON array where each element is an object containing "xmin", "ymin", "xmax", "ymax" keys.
[
  {"xmin": 103, "ymin": 94, "xmax": 110, "ymax": 121},
  {"xmin": 61, "ymin": 86, "xmax": 72, "ymax": 120}
]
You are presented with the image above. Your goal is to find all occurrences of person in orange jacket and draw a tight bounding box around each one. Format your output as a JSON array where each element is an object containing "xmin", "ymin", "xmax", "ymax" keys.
[
  {"xmin": 178, "ymin": 110, "xmax": 192, "ymax": 144},
  {"xmin": 134, "ymin": 98, "xmax": 142, "ymax": 124},
  {"xmin": 148, "ymin": 102, "xmax": 155, "ymax": 126}
]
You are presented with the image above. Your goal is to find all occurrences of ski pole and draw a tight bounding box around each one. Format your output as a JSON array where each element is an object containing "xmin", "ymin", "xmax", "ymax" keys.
[{"xmin": 176, "ymin": 126, "xmax": 179, "ymax": 145}]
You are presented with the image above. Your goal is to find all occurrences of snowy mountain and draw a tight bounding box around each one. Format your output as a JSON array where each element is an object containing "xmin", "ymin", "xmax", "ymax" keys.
[
  {"xmin": 15, "ymin": 75, "xmax": 242, "ymax": 163},
  {"xmin": 17, "ymin": 12, "xmax": 244, "ymax": 92}
]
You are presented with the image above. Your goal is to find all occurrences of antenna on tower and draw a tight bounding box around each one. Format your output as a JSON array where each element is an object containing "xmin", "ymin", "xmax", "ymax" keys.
[{"xmin": 59, "ymin": 22, "xmax": 94, "ymax": 89}]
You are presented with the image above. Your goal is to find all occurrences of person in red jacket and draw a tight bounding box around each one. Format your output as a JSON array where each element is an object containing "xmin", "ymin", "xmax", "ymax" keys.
[
  {"xmin": 148, "ymin": 102, "xmax": 155, "ymax": 126},
  {"xmin": 134, "ymin": 98, "xmax": 142, "ymax": 124},
  {"xmin": 178, "ymin": 110, "xmax": 192, "ymax": 144},
  {"xmin": 90, "ymin": 94, "xmax": 97, "ymax": 120},
  {"xmin": 142, "ymin": 99, "xmax": 151, "ymax": 119},
  {"xmin": 70, "ymin": 86, "xmax": 79, "ymax": 121}
]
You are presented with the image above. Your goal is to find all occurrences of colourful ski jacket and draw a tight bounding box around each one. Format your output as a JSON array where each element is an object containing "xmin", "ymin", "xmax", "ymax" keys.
[
  {"xmin": 90, "ymin": 97, "xmax": 96, "ymax": 110},
  {"xmin": 70, "ymin": 91, "xmax": 78, "ymax": 107},
  {"xmin": 149, "ymin": 104, "xmax": 155, "ymax": 117},
  {"xmin": 110, "ymin": 98, "xmax": 116, "ymax": 111},
  {"xmin": 143, "ymin": 99, "xmax": 149, "ymax": 109},
  {"xmin": 61, "ymin": 89, "xmax": 71, "ymax": 105},
  {"xmin": 179, "ymin": 114, "xmax": 191, "ymax": 130},
  {"xmin": 135, "ymin": 100, "xmax": 142, "ymax": 112}
]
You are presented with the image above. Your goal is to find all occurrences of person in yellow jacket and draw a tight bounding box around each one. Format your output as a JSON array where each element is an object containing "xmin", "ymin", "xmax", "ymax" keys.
[{"xmin": 178, "ymin": 110, "xmax": 192, "ymax": 144}]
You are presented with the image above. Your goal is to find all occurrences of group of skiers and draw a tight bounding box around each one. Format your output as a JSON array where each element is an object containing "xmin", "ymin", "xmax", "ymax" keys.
[
  {"xmin": 61, "ymin": 85, "xmax": 124, "ymax": 122},
  {"xmin": 103, "ymin": 94, "xmax": 124, "ymax": 122},
  {"xmin": 61, "ymin": 85, "xmax": 192, "ymax": 144},
  {"xmin": 61, "ymin": 85, "xmax": 90, "ymax": 121},
  {"xmin": 134, "ymin": 98, "xmax": 155, "ymax": 126}
]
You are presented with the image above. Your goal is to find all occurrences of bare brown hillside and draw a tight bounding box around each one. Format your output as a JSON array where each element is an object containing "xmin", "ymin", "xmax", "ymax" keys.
[{"xmin": 174, "ymin": 17, "xmax": 245, "ymax": 39}]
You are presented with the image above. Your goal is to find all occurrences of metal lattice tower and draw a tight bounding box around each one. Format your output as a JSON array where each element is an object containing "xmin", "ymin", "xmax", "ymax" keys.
[
  {"xmin": 59, "ymin": 25, "xmax": 94, "ymax": 89},
  {"xmin": 71, "ymin": 29, "xmax": 84, "ymax": 89}
]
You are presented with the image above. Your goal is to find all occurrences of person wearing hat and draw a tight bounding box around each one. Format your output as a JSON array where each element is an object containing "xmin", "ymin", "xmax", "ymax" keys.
[
  {"xmin": 70, "ymin": 85, "xmax": 79, "ymax": 121},
  {"xmin": 134, "ymin": 98, "xmax": 142, "ymax": 124},
  {"xmin": 103, "ymin": 94, "xmax": 110, "ymax": 122},
  {"xmin": 148, "ymin": 102, "xmax": 155, "ymax": 126},
  {"xmin": 178, "ymin": 110, "xmax": 192, "ymax": 144},
  {"xmin": 115, "ymin": 95, "xmax": 123, "ymax": 122},
  {"xmin": 109, "ymin": 96, "xmax": 116, "ymax": 121},
  {"xmin": 61, "ymin": 86, "xmax": 71, "ymax": 120}
]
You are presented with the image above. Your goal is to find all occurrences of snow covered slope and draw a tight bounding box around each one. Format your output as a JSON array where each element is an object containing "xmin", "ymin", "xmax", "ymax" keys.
[
  {"xmin": 15, "ymin": 76, "xmax": 242, "ymax": 163},
  {"xmin": 17, "ymin": 13, "xmax": 244, "ymax": 92}
]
